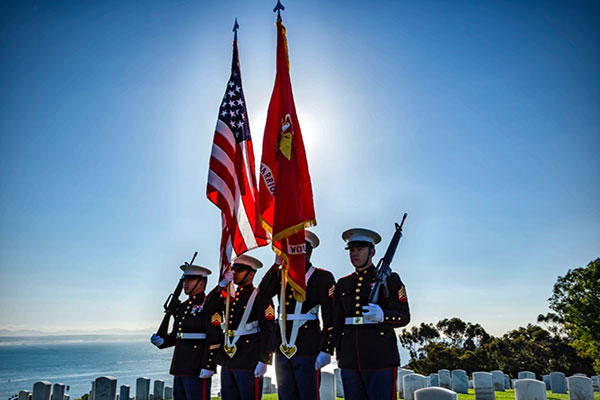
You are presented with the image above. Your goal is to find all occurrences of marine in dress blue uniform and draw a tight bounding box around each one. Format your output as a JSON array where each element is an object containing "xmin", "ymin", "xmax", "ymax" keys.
[
  {"xmin": 150, "ymin": 264, "xmax": 220, "ymax": 400},
  {"xmin": 334, "ymin": 228, "xmax": 411, "ymax": 400},
  {"xmin": 205, "ymin": 254, "xmax": 275, "ymax": 400},
  {"xmin": 258, "ymin": 231, "xmax": 336, "ymax": 400}
]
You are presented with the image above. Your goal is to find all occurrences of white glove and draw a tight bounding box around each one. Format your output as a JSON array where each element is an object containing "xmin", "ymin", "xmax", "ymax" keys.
[
  {"xmin": 362, "ymin": 303, "xmax": 384, "ymax": 323},
  {"xmin": 314, "ymin": 352, "xmax": 331, "ymax": 370},
  {"xmin": 150, "ymin": 334, "xmax": 164, "ymax": 347},
  {"xmin": 199, "ymin": 369, "xmax": 215, "ymax": 379},
  {"xmin": 219, "ymin": 269, "xmax": 233, "ymax": 287},
  {"xmin": 254, "ymin": 361, "xmax": 267, "ymax": 378}
]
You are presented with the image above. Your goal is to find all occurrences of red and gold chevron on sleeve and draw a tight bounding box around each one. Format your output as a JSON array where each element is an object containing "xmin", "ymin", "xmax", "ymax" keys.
[
  {"xmin": 398, "ymin": 285, "xmax": 408, "ymax": 303},
  {"xmin": 211, "ymin": 312, "xmax": 223, "ymax": 326},
  {"xmin": 264, "ymin": 304, "xmax": 275, "ymax": 320}
]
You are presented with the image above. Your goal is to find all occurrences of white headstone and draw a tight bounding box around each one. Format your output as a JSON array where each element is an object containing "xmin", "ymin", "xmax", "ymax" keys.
[
  {"xmin": 119, "ymin": 385, "xmax": 130, "ymax": 400},
  {"xmin": 430, "ymin": 374, "xmax": 439, "ymax": 387},
  {"xmin": 33, "ymin": 382, "xmax": 52, "ymax": 400},
  {"xmin": 469, "ymin": 380, "xmax": 473, "ymax": 389},
  {"xmin": 491, "ymin": 371, "xmax": 505, "ymax": 392},
  {"xmin": 94, "ymin": 377, "xmax": 117, "ymax": 400},
  {"xmin": 19, "ymin": 390, "xmax": 31, "ymax": 400},
  {"xmin": 591, "ymin": 376, "xmax": 599, "ymax": 392},
  {"xmin": 319, "ymin": 372, "xmax": 336, "ymax": 400},
  {"xmin": 438, "ymin": 370, "xmax": 451, "ymax": 390},
  {"xmin": 334, "ymin": 368, "xmax": 345, "ymax": 398},
  {"xmin": 262, "ymin": 377, "xmax": 272, "ymax": 394},
  {"xmin": 573, "ymin": 374, "xmax": 587, "ymax": 378},
  {"xmin": 404, "ymin": 374, "xmax": 429, "ymax": 400},
  {"xmin": 518, "ymin": 372, "xmax": 536, "ymax": 380},
  {"xmin": 51, "ymin": 384, "xmax": 65, "ymax": 400},
  {"xmin": 550, "ymin": 372, "xmax": 567, "ymax": 394},
  {"xmin": 515, "ymin": 379, "xmax": 547, "ymax": 400},
  {"xmin": 135, "ymin": 378, "xmax": 150, "ymax": 400},
  {"xmin": 152, "ymin": 381, "xmax": 164, "ymax": 400},
  {"xmin": 567, "ymin": 376, "xmax": 593, "ymax": 400},
  {"xmin": 504, "ymin": 374, "xmax": 510, "ymax": 390},
  {"xmin": 473, "ymin": 372, "xmax": 495, "ymax": 400},
  {"xmin": 415, "ymin": 387, "xmax": 458, "ymax": 400},
  {"xmin": 398, "ymin": 369, "xmax": 416, "ymax": 398},
  {"xmin": 543, "ymin": 376, "xmax": 551, "ymax": 390},
  {"xmin": 164, "ymin": 387, "xmax": 172, "ymax": 400},
  {"xmin": 452, "ymin": 370, "xmax": 468, "ymax": 394},
  {"xmin": 63, "ymin": 395, "xmax": 69, "ymax": 400}
]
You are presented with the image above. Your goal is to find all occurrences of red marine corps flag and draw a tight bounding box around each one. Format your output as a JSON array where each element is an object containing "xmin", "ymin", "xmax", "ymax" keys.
[
  {"xmin": 207, "ymin": 21, "xmax": 268, "ymax": 275},
  {"xmin": 259, "ymin": 11, "xmax": 316, "ymax": 302}
]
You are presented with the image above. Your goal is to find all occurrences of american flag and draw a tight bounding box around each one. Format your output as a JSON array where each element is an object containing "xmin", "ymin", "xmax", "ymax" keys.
[{"xmin": 207, "ymin": 35, "xmax": 268, "ymax": 274}]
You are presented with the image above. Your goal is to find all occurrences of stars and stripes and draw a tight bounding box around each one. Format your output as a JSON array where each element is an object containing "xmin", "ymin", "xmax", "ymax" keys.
[{"xmin": 207, "ymin": 36, "xmax": 268, "ymax": 276}]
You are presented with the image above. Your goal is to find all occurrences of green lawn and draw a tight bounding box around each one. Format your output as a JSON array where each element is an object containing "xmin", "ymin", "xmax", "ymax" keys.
[
  {"xmin": 210, "ymin": 388, "xmax": 600, "ymax": 400},
  {"xmin": 457, "ymin": 389, "xmax": 600, "ymax": 400}
]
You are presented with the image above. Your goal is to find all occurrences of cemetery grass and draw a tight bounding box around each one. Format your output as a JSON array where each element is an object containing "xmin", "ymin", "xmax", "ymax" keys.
[
  {"xmin": 208, "ymin": 391, "xmax": 600, "ymax": 400},
  {"xmin": 210, "ymin": 395, "xmax": 343, "ymax": 399},
  {"xmin": 457, "ymin": 390, "xmax": 600, "ymax": 400}
]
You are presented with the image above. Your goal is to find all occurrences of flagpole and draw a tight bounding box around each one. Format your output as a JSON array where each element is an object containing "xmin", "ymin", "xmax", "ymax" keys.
[
  {"xmin": 273, "ymin": 0, "xmax": 288, "ymax": 349},
  {"xmin": 224, "ymin": 268, "xmax": 232, "ymax": 337},
  {"xmin": 280, "ymin": 268, "xmax": 287, "ymax": 343},
  {"xmin": 223, "ymin": 17, "xmax": 240, "ymax": 343}
]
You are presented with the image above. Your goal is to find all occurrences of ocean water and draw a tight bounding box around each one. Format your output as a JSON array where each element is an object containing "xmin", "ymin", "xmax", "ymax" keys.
[
  {"xmin": 0, "ymin": 335, "xmax": 410, "ymax": 400},
  {"xmin": 0, "ymin": 336, "xmax": 188, "ymax": 400}
]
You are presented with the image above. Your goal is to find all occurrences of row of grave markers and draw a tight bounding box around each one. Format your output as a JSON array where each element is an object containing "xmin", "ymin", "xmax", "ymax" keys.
[
  {"xmin": 14, "ymin": 374, "xmax": 334, "ymax": 400},
  {"xmin": 395, "ymin": 369, "xmax": 600, "ymax": 400},
  {"xmin": 14, "ymin": 370, "xmax": 600, "ymax": 400}
]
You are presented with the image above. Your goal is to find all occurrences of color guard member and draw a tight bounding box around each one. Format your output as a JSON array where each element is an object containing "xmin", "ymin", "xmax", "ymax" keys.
[
  {"xmin": 334, "ymin": 228, "xmax": 410, "ymax": 400},
  {"xmin": 258, "ymin": 231, "xmax": 336, "ymax": 400},
  {"xmin": 206, "ymin": 254, "xmax": 275, "ymax": 400},
  {"xmin": 150, "ymin": 264, "xmax": 219, "ymax": 400}
]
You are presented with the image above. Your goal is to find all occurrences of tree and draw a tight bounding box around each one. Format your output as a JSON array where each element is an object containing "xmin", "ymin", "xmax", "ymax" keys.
[
  {"xmin": 398, "ymin": 322, "xmax": 440, "ymax": 359},
  {"xmin": 547, "ymin": 258, "xmax": 600, "ymax": 373},
  {"xmin": 399, "ymin": 318, "xmax": 492, "ymax": 374}
]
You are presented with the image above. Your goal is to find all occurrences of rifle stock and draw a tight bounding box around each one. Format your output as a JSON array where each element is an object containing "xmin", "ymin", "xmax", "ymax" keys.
[{"xmin": 368, "ymin": 214, "xmax": 407, "ymax": 304}]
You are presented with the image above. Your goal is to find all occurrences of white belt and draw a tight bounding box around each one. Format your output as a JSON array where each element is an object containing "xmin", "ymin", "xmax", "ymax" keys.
[
  {"xmin": 345, "ymin": 316, "xmax": 379, "ymax": 325},
  {"xmin": 223, "ymin": 320, "xmax": 260, "ymax": 337},
  {"xmin": 286, "ymin": 313, "xmax": 318, "ymax": 321},
  {"xmin": 176, "ymin": 332, "xmax": 207, "ymax": 339}
]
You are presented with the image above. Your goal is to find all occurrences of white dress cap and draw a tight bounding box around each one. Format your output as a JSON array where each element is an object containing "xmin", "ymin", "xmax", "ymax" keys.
[
  {"xmin": 305, "ymin": 230, "xmax": 320, "ymax": 248},
  {"xmin": 233, "ymin": 254, "xmax": 263, "ymax": 270},
  {"xmin": 180, "ymin": 264, "xmax": 212, "ymax": 278},
  {"xmin": 342, "ymin": 228, "xmax": 382, "ymax": 248}
]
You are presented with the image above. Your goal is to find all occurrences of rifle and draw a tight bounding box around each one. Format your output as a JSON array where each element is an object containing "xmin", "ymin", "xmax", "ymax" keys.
[
  {"xmin": 368, "ymin": 214, "xmax": 407, "ymax": 304},
  {"xmin": 155, "ymin": 251, "xmax": 198, "ymax": 338}
]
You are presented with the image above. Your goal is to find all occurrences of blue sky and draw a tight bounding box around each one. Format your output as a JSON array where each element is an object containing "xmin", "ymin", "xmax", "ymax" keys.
[{"xmin": 1, "ymin": 1, "xmax": 598, "ymax": 336}]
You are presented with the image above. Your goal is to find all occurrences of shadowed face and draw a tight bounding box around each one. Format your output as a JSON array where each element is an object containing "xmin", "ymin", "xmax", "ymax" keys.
[
  {"xmin": 349, "ymin": 245, "xmax": 375, "ymax": 270},
  {"xmin": 232, "ymin": 264, "xmax": 255, "ymax": 286},
  {"xmin": 183, "ymin": 277, "xmax": 206, "ymax": 296}
]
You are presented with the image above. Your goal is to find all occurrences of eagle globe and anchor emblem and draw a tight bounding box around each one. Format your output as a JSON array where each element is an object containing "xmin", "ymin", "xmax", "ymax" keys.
[{"xmin": 277, "ymin": 114, "xmax": 293, "ymax": 160}]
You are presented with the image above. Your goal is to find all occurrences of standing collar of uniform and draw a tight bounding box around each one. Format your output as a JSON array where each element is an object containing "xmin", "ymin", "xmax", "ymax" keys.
[
  {"xmin": 188, "ymin": 293, "xmax": 205, "ymax": 302},
  {"xmin": 354, "ymin": 265, "xmax": 376, "ymax": 276},
  {"xmin": 236, "ymin": 283, "xmax": 254, "ymax": 291}
]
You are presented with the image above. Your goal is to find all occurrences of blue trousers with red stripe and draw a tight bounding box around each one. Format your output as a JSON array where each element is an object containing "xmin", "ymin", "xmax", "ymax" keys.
[
  {"xmin": 173, "ymin": 375, "xmax": 211, "ymax": 400},
  {"xmin": 274, "ymin": 353, "xmax": 321, "ymax": 400},
  {"xmin": 220, "ymin": 367, "xmax": 263, "ymax": 400},
  {"xmin": 340, "ymin": 368, "xmax": 397, "ymax": 400}
]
